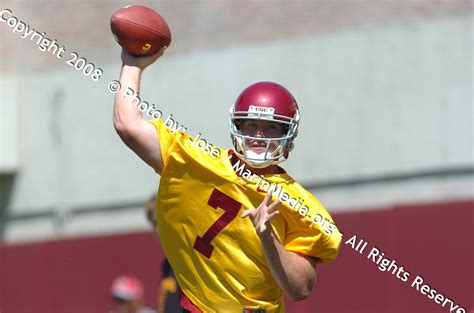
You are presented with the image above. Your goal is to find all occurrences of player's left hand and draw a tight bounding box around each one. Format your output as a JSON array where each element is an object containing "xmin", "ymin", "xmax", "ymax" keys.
[{"xmin": 241, "ymin": 191, "xmax": 282, "ymax": 235}]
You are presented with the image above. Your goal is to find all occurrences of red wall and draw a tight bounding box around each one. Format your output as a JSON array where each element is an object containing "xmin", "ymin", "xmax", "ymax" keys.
[{"xmin": 1, "ymin": 199, "xmax": 472, "ymax": 313}]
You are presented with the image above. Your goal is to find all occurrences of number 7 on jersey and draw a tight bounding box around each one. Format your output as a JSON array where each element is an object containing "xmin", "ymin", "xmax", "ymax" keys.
[{"xmin": 193, "ymin": 188, "xmax": 242, "ymax": 258}]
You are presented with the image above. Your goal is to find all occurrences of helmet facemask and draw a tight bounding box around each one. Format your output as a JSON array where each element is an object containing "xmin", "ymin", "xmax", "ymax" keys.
[{"xmin": 229, "ymin": 109, "xmax": 300, "ymax": 168}]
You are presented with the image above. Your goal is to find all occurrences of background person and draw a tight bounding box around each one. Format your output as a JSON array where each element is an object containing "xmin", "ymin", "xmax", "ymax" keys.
[
  {"xmin": 109, "ymin": 275, "xmax": 156, "ymax": 313},
  {"xmin": 145, "ymin": 193, "xmax": 180, "ymax": 313}
]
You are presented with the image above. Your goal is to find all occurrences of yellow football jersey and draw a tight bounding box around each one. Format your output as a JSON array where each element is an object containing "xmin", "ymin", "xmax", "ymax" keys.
[{"xmin": 149, "ymin": 119, "xmax": 341, "ymax": 313}]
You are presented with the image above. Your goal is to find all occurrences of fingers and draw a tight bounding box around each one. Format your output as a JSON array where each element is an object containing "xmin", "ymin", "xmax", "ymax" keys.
[
  {"xmin": 241, "ymin": 209, "xmax": 254, "ymax": 218},
  {"xmin": 120, "ymin": 46, "xmax": 167, "ymax": 70},
  {"xmin": 263, "ymin": 190, "xmax": 282, "ymax": 210},
  {"xmin": 120, "ymin": 48, "xmax": 134, "ymax": 64},
  {"xmin": 267, "ymin": 210, "xmax": 280, "ymax": 221},
  {"xmin": 158, "ymin": 45, "xmax": 167, "ymax": 55},
  {"xmin": 263, "ymin": 189, "xmax": 273, "ymax": 206},
  {"xmin": 267, "ymin": 199, "xmax": 282, "ymax": 213},
  {"xmin": 151, "ymin": 45, "xmax": 167, "ymax": 60}
]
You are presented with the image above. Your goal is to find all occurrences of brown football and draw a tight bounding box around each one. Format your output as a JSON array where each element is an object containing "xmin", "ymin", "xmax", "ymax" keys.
[{"xmin": 110, "ymin": 5, "xmax": 171, "ymax": 56}]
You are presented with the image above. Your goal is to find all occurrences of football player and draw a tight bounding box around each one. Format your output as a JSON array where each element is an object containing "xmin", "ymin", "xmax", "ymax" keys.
[{"xmin": 113, "ymin": 47, "xmax": 341, "ymax": 313}]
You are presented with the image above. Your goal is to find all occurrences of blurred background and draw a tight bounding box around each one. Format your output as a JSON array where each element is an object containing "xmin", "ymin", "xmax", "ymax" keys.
[{"xmin": 0, "ymin": 0, "xmax": 472, "ymax": 312}]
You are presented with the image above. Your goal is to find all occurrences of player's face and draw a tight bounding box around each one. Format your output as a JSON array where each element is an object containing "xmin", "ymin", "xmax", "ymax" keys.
[{"xmin": 240, "ymin": 120, "xmax": 285, "ymax": 154}]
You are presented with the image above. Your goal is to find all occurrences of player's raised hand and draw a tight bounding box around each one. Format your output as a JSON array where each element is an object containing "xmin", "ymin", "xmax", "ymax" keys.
[
  {"xmin": 241, "ymin": 191, "xmax": 281, "ymax": 235},
  {"xmin": 121, "ymin": 46, "xmax": 167, "ymax": 70}
]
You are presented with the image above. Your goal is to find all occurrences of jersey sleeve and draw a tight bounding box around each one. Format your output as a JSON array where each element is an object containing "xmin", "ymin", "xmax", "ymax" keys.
[
  {"xmin": 148, "ymin": 119, "xmax": 182, "ymax": 174},
  {"xmin": 282, "ymin": 200, "xmax": 342, "ymax": 263}
]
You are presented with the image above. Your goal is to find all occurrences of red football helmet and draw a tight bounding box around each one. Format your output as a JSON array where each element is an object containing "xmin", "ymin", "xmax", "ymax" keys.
[{"xmin": 229, "ymin": 81, "xmax": 300, "ymax": 168}]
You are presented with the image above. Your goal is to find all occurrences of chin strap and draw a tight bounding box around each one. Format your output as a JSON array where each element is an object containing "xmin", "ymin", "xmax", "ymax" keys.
[{"xmin": 244, "ymin": 150, "xmax": 273, "ymax": 168}]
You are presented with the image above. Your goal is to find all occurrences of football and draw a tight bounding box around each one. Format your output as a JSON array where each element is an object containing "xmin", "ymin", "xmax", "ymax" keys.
[{"xmin": 110, "ymin": 5, "xmax": 171, "ymax": 56}]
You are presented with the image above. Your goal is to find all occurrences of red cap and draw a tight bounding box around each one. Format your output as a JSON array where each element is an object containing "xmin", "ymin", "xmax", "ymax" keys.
[{"xmin": 110, "ymin": 275, "xmax": 144, "ymax": 301}]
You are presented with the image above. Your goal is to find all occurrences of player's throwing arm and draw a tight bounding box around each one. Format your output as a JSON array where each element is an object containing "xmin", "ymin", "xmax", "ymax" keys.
[
  {"xmin": 113, "ymin": 48, "xmax": 166, "ymax": 172},
  {"xmin": 112, "ymin": 5, "xmax": 171, "ymax": 173}
]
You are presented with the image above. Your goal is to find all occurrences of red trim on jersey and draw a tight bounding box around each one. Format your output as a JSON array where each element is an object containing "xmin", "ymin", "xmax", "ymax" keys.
[
  {"xmin": 179, "ymin": 291, "xmax": 202, "ymax": 313},
  {"xmin": 256, "ymin": 186, "xmax": 266, "ymax": 193}
]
